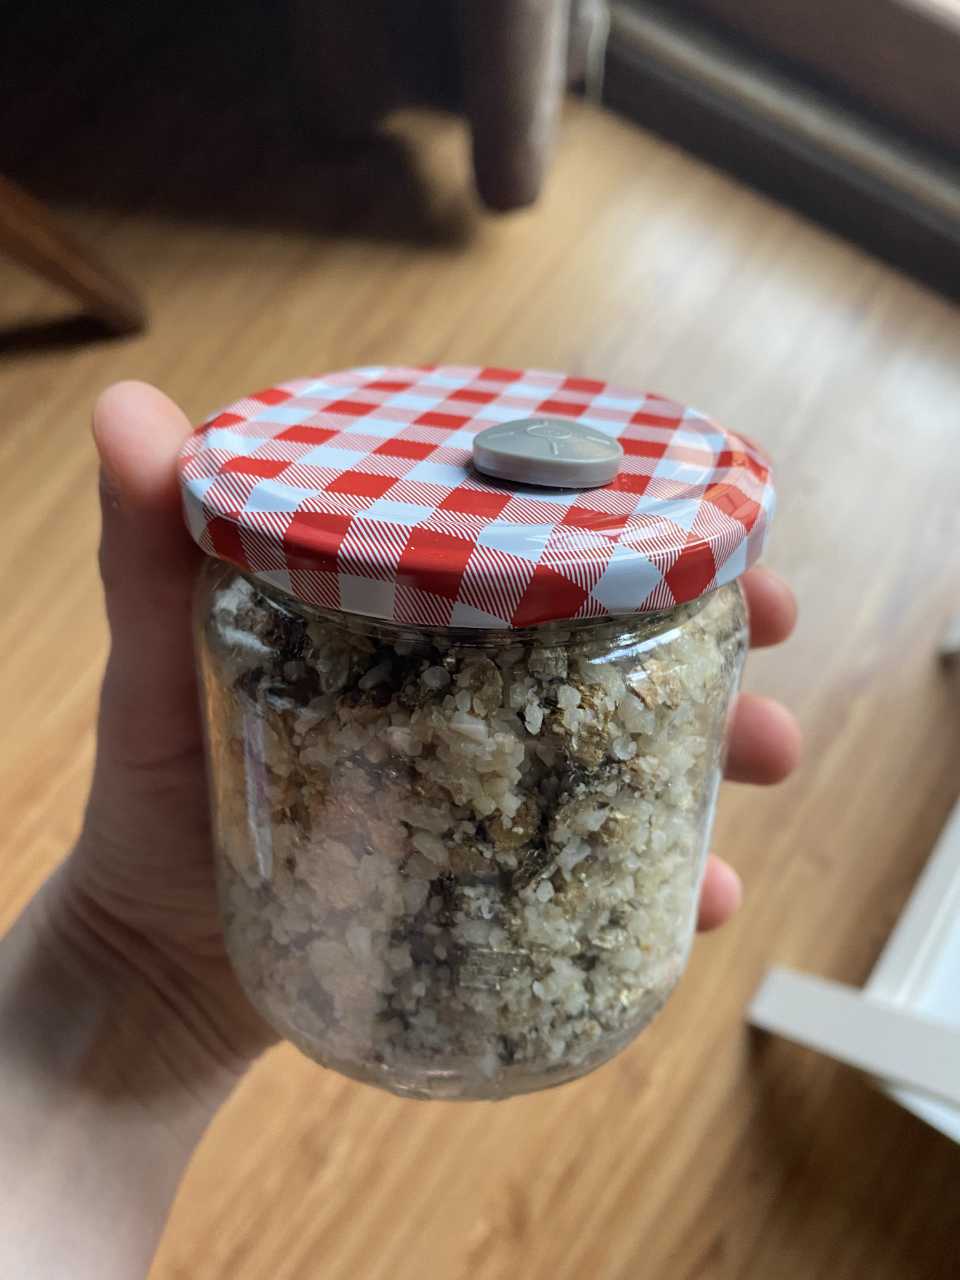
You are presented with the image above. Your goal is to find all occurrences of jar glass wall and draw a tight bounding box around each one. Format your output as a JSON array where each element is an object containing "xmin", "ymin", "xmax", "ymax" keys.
[{"xmin": 196, "ymin": 560, "xmax": 748, "ymax": 1100}]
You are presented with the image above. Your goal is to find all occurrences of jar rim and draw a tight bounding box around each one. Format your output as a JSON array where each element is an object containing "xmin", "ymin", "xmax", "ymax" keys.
[{"xmin": 208, "ymin": 561, "xmax": 717, "ymax": 651}]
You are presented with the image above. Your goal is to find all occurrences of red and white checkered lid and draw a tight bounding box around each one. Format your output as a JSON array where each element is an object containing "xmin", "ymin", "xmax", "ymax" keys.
[{"xmin": 178, "ymin": 365, "xmax": 774, "ymax": 629}]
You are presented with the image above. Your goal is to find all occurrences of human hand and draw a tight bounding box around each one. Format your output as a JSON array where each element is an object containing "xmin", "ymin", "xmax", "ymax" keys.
[
  {"xmin": 0, "ymin": 381, "xmax": 275, "ymax": 1280},
  {"xmin": 56, "ymin": 382, "xmax": 798, "ymax": 1018},
  {"xmin": 53, "ymin": 382, "xmax": 278, "ymax": 1079},
  {"xmin": 0, "ymin": 380, "xmax": 798, "ymax": 1279}
]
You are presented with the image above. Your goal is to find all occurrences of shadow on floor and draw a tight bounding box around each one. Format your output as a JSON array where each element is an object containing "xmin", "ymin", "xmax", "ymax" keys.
[
  {"xmin": 0, "ymin": 314, "xmax": 140, "ymax": 357},
  {"xmin": 0, "ymin": 0, "xmax": 476, "ymax": 246}
]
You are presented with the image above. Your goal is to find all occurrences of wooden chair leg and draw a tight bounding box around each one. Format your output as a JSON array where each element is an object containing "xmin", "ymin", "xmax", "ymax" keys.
[
  {"xmin": 0, "ymin": 175, "xmax": 145, "ymax": 335},
  {"xmin": 459, "ymin": 0, "xmax": 572, "ymax": 210}
]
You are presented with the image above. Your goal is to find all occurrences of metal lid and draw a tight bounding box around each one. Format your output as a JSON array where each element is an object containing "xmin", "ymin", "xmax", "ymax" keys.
[{"xmin": 178, "ymin": 365, "xmax": 775, "ymax": 629}]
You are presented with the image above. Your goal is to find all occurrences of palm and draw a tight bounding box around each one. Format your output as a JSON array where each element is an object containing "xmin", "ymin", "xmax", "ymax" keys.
[{"xmin": 62, "ymin": 384, "xmax": 275, "ymax": 1057}]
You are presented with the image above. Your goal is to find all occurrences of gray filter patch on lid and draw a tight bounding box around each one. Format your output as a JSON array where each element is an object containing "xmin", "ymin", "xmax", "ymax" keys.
[{"xmin": 472, "ymin": 418, "xmax": 624, "ymax": 489}]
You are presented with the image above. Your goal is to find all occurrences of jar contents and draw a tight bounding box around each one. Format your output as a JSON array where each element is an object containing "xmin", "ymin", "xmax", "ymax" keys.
[{"xmin": 200, "ymin": 566, "xmax": 747, "ymax": 1099}]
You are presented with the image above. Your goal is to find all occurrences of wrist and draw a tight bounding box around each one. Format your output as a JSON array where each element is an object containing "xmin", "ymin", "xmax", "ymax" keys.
[{"xmin": 0, "ymin": 882, "xmax": 251, "ymax": 1280}]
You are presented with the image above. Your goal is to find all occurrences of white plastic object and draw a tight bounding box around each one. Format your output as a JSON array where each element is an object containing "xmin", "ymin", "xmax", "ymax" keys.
[
  {"xmin": 748, "ymin": 792, "xmax": 960, "ymax": 1143},
  {"xmin": 472, "ymin": 417, "xmax": 624, "ymax": 488},
  {"xmin": 749, "ymin": 969, "xmax": 960, "ymax": 1107}
]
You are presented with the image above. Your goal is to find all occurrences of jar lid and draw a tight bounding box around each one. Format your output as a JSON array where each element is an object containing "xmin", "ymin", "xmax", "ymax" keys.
[{"xmin": 178, "ymin": 365, "xmax": 774, "ymax": 629}]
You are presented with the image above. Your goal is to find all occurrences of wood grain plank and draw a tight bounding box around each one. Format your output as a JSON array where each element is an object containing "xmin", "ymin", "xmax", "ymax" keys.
[{"xmin": 1, "ymin": 101, "xmax": 959, "ymax": 1280}]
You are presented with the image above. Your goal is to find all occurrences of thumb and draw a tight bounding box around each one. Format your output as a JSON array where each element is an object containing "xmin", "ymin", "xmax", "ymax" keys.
[{"xmin": 92, "ymin": 381, "xmax": 201, "ymax": 769}]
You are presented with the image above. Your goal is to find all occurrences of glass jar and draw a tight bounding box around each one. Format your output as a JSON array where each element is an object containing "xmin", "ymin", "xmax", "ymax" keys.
[
  {"xmin": 180, "ymin": 364, "xmax": 773, "ymax": 1100},
  {"xmin": 196, "ymin": 562, "xmax": 747, "ymax": 1099}
]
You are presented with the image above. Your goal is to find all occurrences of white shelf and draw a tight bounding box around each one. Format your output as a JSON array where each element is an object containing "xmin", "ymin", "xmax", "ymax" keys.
[
  {"xmin": 866, "ymin": 794, "xmax": 960, "ymax": 1141},
  {"xmin": 749, "ymin": 793, "xmax": 960, "ymax": 1144}
]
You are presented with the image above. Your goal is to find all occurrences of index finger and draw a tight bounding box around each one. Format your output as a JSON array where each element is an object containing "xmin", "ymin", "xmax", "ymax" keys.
[{"xmin": 742, "ymin": 566, "xmax": 797, "ymax": 648}]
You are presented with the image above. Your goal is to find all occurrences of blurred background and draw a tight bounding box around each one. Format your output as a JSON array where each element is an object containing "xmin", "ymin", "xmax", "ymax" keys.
[
  {"xmin": 2, "ymin": 2, "xmax": 959, "ymax": 1278},
  {"xmin": 2, "ymin": 0, "xmax": 959, "ymax": 330}
]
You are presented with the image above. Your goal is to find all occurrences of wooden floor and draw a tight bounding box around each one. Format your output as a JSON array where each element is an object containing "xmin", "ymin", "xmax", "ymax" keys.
[{"xmin": 3, "ymin": 99, "xmax": 960, "ymax": 1280}]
